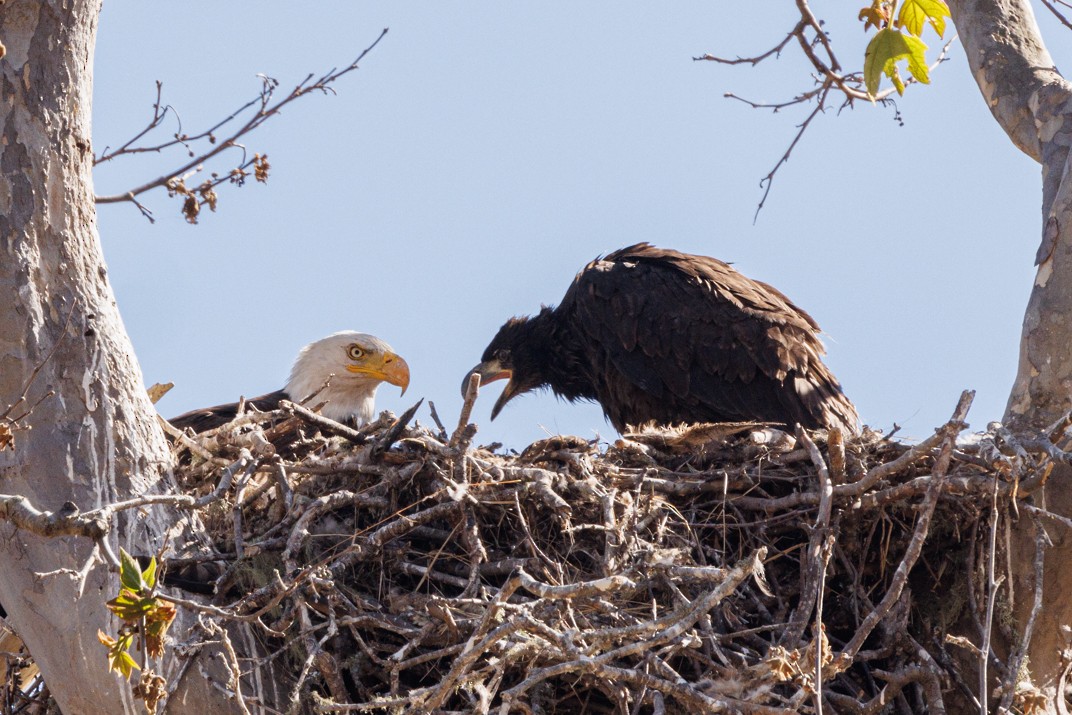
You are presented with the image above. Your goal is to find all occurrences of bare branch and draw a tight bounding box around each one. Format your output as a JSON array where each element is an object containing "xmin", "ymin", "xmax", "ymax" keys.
[
  {"xmin": 0, "ymin": 496, "xmax": 107, "ymax": 540},
  {"xmin": 1040, "ymin": 0, "xmax": 1072, "ymax": 33},
  {"xmin": 693, "ymin": 22, "xmax": 804, "ymax": 66},
  {"xmin": 451, "ymin": 373, "xmax": 481, "ymax": 450},
  {"xmin": 835, "ymin": 391, "xmax": 974, "ymax": 666},
  {"xmin": 698, "ymin": 3, "xmax": 955, "ymax": 216},
  {"xmin": 94, "ymin": 28, "xmax": 389, "ymax": 219},
  {"xmin": 754, "ymin": 87, "xmax": 829, "ymax": 221}
]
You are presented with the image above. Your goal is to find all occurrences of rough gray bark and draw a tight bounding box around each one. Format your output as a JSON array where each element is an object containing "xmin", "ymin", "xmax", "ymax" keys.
[
  {"xmin": 0, "ymin": 2, "xmax": 262, "ymax": 712},
  {"xmin": 948, "ymin": 1, "xmax": 1072, "ymax": 710}
]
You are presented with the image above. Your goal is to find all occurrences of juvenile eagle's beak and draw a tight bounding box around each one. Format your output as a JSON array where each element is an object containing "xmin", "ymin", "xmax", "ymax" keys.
[
  {"xmin": 463, "ymin": 360, "xmax": 515, "ymax": 420},
  {"xmin": 347, "ymin": 352, "xmax": 410, "ymax": 395}
]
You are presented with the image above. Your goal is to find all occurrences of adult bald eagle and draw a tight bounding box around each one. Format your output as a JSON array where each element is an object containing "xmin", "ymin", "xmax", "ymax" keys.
[
  {"xmin": 169, "ymin": 332, "xmax": 410, "ymax": 433},
  {"xmin": 465, "ymin": 243, "xmax": 857, "ymax": 434}
]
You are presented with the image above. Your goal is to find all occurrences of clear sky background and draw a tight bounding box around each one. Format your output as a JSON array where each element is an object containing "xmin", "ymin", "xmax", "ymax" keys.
[{"xmin": 91, "ymin": 3, "xmax": 1052, "ymax": 448}]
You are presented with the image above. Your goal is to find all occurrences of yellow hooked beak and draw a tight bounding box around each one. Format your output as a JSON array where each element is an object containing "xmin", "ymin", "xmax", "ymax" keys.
[{"xmin": 346, "ymin": 351, "xmax": 410, "ymax": 395}]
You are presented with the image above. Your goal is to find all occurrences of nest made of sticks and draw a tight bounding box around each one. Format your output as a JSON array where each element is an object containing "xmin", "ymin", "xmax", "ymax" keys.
[
  {"xmin": 134, "ymin": 389, "xmax": 1060, "ymax": 715},
  {"xmin": 4, "ymin": 390, "xmax": 1058, "ymax": 714}
]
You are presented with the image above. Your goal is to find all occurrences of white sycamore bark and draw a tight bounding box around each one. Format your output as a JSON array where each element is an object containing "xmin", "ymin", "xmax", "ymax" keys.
[
  {"xmin": 947, "ymin": 0, "xmax": 1072, "ymax": 429},
  {"xmin": 949, "ymin": 1, "xmax": 1072, "ymax": 710},
  {"xmin": 0, "ymin": 2, "xmax": 264, "ymax": 711}
]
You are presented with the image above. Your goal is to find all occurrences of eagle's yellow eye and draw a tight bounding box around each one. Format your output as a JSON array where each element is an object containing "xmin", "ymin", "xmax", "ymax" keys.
[{"xmin": 347, "ymin": 345, "xmax": 365, "ymax": 360}]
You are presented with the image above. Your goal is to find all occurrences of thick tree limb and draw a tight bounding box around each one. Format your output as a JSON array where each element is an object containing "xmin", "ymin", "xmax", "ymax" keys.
[{"xmin": 947, "ymin": 0, "xmax": 1064, "ymax": 163}]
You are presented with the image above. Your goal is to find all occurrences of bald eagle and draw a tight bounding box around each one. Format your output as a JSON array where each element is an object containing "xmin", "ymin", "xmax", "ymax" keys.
[
  {"xmin": 465, "ymin": 243, "xmax": 857, "ymax": 434},
  {"xmin": 169, "ymin": 331, "xmax": 410, "ymax": 433}
]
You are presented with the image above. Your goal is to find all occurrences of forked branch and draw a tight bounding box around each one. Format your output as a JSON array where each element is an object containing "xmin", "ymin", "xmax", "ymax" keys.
[
  {"xmin": 695, "ymin": 1, "xmax": 954, "ymax": 216},
  {"xmin": 94, "ymin": 28, "xmax": 389, "ymax": 222}
]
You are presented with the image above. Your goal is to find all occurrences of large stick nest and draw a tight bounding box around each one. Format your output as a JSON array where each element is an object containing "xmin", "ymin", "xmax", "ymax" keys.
[{"xmin": 3, "ymin": 391, "xmax": 1059, "ymax": 714}]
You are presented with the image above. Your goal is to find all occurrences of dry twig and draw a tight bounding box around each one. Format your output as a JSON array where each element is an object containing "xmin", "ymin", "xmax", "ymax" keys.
[{"xmin": 95, "ymin": 29, "xmax": 389, "ymax": 221}]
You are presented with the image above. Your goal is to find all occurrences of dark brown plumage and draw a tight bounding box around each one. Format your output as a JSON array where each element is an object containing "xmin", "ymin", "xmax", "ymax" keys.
[
  {"xmin": 464, "ymin": 243, "xmax": 858, "ymax": 434},
  {"xmin": 168, "ymin": 390, "xmax": 290, "ymax": 434}
]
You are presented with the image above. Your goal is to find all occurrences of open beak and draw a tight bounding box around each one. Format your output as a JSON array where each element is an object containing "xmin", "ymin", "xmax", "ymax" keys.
[
  {"xmin": 347, "ymin": 352, "xmax": 410, "ymax": 395},
  {"xmin": 463, "ymin": 359, "xmax": 515, "ymax": 420}
]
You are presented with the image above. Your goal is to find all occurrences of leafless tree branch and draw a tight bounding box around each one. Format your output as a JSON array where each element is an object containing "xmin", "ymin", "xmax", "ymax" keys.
[
  {"xmin": 94, "ymin": 28, "xmax": 389, "ymax": 221},
  {"xmin": 695, "ymin": 2, "xmax": 956, "ymax": 216}
]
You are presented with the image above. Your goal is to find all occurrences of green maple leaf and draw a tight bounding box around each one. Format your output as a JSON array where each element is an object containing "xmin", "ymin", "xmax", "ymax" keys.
[
  {"xmin": 113, "ymin": 650, "xmax": 140, "ymax": 680},
  {"xmin": 98, "ymin": 629, "xmax": 141, "ymax": 680},
  {"xmin": 903, "ymin": 33, "xmax": 930, "ymax": 83},
  {"xmin": 864, "ymin": 28, "xmax": 930, "ymax": 96},
  {"xmin": 119, "ymin": 549, "xmax": 145, "ymax": 593},
  {"xmin": 141, "ymin": 557, "xmax": 158, "ymax": 590},
  {"xmin": 899, "ymin": 0, "xmax": 950, "ymax": 38},
  {"xmin": 107, "ymin": 589, "xmax": 156, "ymax": 620}
]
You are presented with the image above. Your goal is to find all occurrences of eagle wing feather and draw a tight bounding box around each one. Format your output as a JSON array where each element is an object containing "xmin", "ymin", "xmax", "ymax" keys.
[{"xmin": 559, "ymin": 243, "xmax": 855, "ymax": 431}]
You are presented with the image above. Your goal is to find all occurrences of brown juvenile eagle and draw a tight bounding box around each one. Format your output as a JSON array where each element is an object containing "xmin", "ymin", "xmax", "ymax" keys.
[
  {"xmin": 464, "ymin": 243, "xmax": 858, "ymax": 434},
  {"xmin": 169, "ymin": 331, "xmax": 410, "ymax": 432}
]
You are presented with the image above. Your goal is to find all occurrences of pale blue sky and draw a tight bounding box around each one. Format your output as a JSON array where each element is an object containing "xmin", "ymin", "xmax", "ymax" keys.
[{"xmin": 92, "ymin": 3, "xmax": 1050, "ymax": 447}]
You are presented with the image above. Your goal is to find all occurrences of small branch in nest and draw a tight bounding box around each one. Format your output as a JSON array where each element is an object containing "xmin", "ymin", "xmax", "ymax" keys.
[
  {"xmin": 418, "ymin": 577, "xmax": 524, "ymax": 711},
  {"xmin": 370, "ymin": 399, "xmax": 423, "ymax": 458},
  {"xmin": 584, "ymin": 663, "xmax": 788, "ymax": 715},
  {"xmin": 278, "ymin": 400, "xmax": 370, "ymax": 444},
  {"xmin": 1022, "ymin": 502, "xmax": 1072, "ymax": 531},
  {"xmin": 197, "ymin": 621, "xmax": 253, "ymax": 715},
  {"xmin": 158, "ymin": 415, "xmax": 223, "ymax": 464},
  {"xmin": 800, "ymin": 428, "xmax": 832, "ymax": 529},
  {"xmin": 518, "ymin": 467, "xmax": 573, "ymax": 516},
  {"xmin": 1046, "ymin": 409, "xmax": 1072, "ymax": 444},
  {"xmin": 231, "ymin": 461, "xmax": 255, "ymax": 561},
  {"xmin": 451, "ymin": 374, "xmax": 481, "ymax": 450},
  {"xmin": 1019, "ymin": 436, "xmax": 1072, "ymax": 465},
  {"xmin": 294, "ymin": 500, "xmax": 469, "ymax": 597},
  {"xmin": 270, "ymin": 457, "xmax": 294, "ymax": 514},
  {"xmin": 499, "ymin": 548, "xmax": 767, "ymax": 710},
  {"xmin": 979, "ymin": 477, "xmax": 1001, "ymax": 714},
  {"xmin": 515, "ymin": 568, "xmax": 636, "ymax": 599},
  {"xmin": 845, "ymin": 427, "xmax": 953, "ymax": 497},
  {"xmin": 460, "ymin": 509, "xmax": 488, "ymax": 599},
  {"xmin": 292, "ymin": 603, "xmax": 348, "ymax": 709},
  {"xmin": 782, "ymin": 427, "xmax": 834, "ymax": 650},
  {"xmin": 997, "ymin": 511, "xmax": 1050, "ymax": 712},
  {"xmin": 834, "ymin": 390, "xmax": 973, "ymax": 666},
  {"xmin": 426, "ymin": 400, "xmax": 449, "ymax": 440},
  {"xmin": 282, "ymin": 490, "xmax": 366, "ymax": 573},
  {"xmin": 829, "ymin": 664, "xmax": 945, "ymax": 714},
  {"xmin": 827, "ymin": 428, "xmax": 846, "ymax": 484}
]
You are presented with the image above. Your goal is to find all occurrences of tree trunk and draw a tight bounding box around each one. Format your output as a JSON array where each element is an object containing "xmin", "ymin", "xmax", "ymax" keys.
[
  {"xmin": 0, "ymin": 3, "xmax": 266, "ymax": 711},
  {"xmin": 946, "ymin": 0, "xmax": 1072, "ymax": 431},
  {"xmin": 948, "ymin": 1, "xmax": 1072, "ymax": 710}
]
